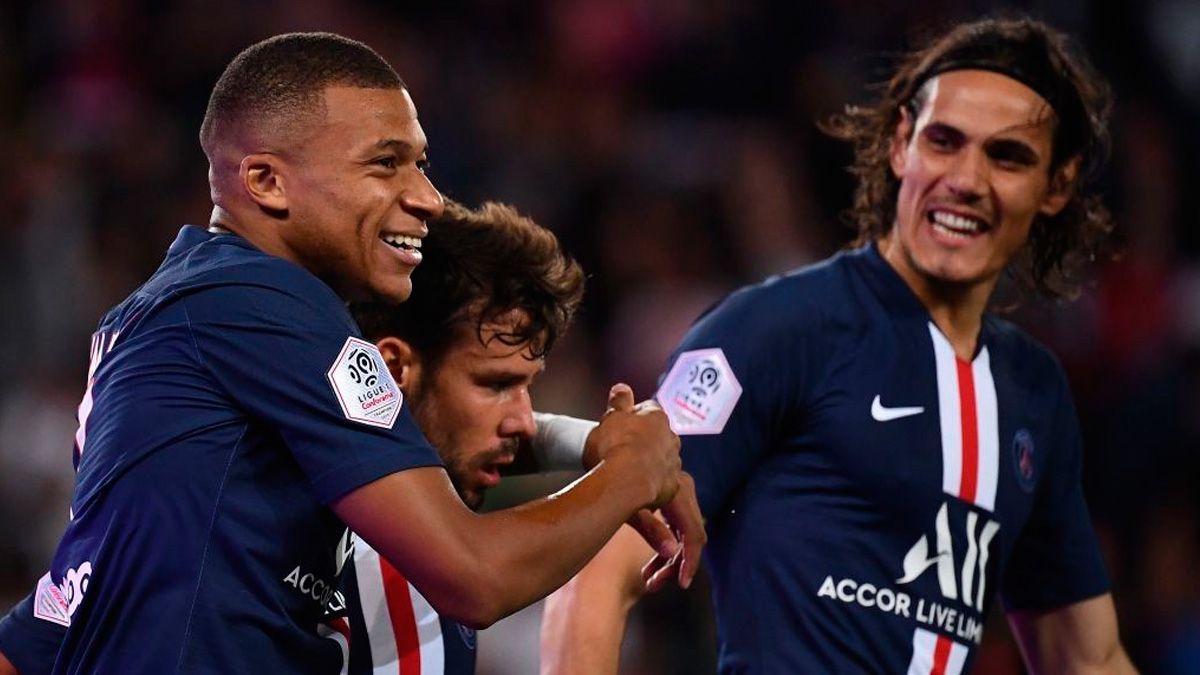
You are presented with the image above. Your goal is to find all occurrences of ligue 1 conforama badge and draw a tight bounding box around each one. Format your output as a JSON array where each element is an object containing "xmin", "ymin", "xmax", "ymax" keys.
[
  {"xmin": 656, "ymin": 348, "xmax": 742, "ymax": 435},
  {"xmin": 1012, "ymin": 429, "xmax": 1036, "ymax": 493},
  {"xmin": 327, "ymin": 337, "xmax": 403, "ymax": 429}
]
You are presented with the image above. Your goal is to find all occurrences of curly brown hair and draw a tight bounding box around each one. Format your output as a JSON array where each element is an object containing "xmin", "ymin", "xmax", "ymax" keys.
[
  {"xmin": 821, "ymin": 16, "xmax": 1115, "ymax": 299},
  {"xmin": 351, "ymin": 200, "xmax": 585, "ymax": 366}
]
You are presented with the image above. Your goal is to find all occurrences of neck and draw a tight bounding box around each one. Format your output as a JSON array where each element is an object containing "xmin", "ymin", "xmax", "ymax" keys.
[{"xmin": 877, "ymin": 238, "xmax": 996, "ymax": 361}]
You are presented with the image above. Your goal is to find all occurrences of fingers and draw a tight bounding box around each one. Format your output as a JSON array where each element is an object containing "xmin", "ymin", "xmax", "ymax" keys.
[
  {"xmin": 627, "ymin": 508, "xmax": 679, "ymax": 560},
  {"xmin": 641, "ymin": 549, "xmax": 683, "ymax": 594},
  {"xmin": 659, "ymin": 472, "xmax": 706, "ymax": 589},
  {"xmin": 606, "ymin": 383, "xmax": 635, "ymax": 414}
]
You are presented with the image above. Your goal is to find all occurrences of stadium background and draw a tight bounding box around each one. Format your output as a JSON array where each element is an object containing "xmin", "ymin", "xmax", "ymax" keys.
[{"xmin": 0, "ymin": 0, "xmax": 1196, "ymax": 672}]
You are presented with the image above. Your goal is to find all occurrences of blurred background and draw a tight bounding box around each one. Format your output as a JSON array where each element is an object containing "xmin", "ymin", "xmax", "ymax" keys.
[{"xmin": 0, "ymin": 0, "xmax": 1197, "ymax": 672}]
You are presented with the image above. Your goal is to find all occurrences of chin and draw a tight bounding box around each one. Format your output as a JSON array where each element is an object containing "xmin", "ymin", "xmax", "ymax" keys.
[{"xmin": 370, "ymin": 280, "xmax": 414, "ymax": 305}]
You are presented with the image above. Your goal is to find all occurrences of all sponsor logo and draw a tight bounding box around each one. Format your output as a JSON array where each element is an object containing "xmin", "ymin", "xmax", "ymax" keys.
[
  {"xmin": 816, "ymin": 502, "xmax": 998, "ymax": 645},
  {"xmin": 656, "ymin": 348, "xmax": 742, "ymax": 435},
  {"xmin": 326, "ymin": 337, "xmax": 403, "ymax": 428}
]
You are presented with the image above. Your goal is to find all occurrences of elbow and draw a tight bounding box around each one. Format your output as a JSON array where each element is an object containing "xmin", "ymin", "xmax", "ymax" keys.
[{"xmin": 423, "ymin": 573, "xmax": 512, "ymax": 630}]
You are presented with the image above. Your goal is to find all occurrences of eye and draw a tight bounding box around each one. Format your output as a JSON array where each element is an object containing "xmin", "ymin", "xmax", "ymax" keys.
[
  {"xmin": 416, "ymin": 158, "xmax": 430, "ymax": 175},
  {"xmin": 375, "ymin": 156, "xmax": 397, "ymax": 170}
]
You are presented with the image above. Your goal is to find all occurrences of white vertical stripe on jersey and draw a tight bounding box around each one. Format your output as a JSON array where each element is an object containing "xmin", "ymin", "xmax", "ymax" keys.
[
  {"xmin": 352, "ymin": 546, "xmax": 403, "ymax": 672},
  {"xmin": 928, "ymin": 323, "xmax": 1000, "ymax": 512},
  {"xmin": 906, "ymin": 627, "xmax": 937, "ymax": 675},
  {"xmin": 928, "ymin": 324, "xmax": 963, "ymax": 498},
  {"xmin": 906, "ymin": 627, "xmax": 968, "ymax": 675},
  {"xmin": 407, "ymin": 582, "xmax": 444, "ymax": 674},
  {"xmin": 945, "ymin": 639, "xmax": 969, "ymax": 675},
  {"xmin": 971, "ymin": 350, "xmax": 999, "ymax": 511}
]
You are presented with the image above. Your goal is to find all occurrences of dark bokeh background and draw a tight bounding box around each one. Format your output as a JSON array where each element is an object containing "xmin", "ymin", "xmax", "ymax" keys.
[{"xmin": 0, "ymin": 1, "xmax": 1197, "ymax": 673}]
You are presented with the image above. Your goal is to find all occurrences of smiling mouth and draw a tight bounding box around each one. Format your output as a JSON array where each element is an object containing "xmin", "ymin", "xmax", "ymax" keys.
[
  {"xmin": 928, "ymin": 210, "xmax": 989, "ymax": 239},
  {"xmin": 381, "ymin": 233, "xmax": 422, "ymax": 253}
]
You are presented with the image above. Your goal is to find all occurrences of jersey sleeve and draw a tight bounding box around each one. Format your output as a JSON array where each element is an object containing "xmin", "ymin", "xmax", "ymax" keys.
[
  {"xmin": 656, "ymin": 282, "xmax": 824, "ymax": 520},
  {"xmin": 0, "ymin": 588, "xmax": 65, "ymax": 675},
  {"xmin": 1001, "ymin": 381, "xmax": 1110, "ymax": 611},
  {"xmin": 181, "ymin": 280, "xmax": 442, "ymax": 504}
]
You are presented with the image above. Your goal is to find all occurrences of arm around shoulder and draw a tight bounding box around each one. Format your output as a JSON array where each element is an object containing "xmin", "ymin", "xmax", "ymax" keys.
[{"xmin": 1008, "ymin": 593, "xmax": 1138, "ymax": 674}]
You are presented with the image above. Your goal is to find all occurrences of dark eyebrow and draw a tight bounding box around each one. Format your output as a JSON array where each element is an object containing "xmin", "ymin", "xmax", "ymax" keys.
[
  {"xmin": 374, "ymin": 139, "xmax": 427, "ymax": 156},
  {"xmin": 922, "ymin": 122, "xmax": 965, "ymax": 143},
  {"xmin": 984, "ymin": 137, "xmax": 1040, "ymax": 164}
]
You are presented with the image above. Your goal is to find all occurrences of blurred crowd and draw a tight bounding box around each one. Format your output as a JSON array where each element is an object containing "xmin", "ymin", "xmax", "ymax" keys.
[{"xmin": 0, "ymin": 0, "xmax": 1197, "ymax": 672}]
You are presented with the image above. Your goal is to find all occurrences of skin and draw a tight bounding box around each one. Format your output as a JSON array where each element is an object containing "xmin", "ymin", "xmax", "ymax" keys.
[
  {"xmin": 540, "ymin": 70, "xmax": 1135, "ymax": 674},
  {"xmin": 211, "ymin": 86, "xmax": 442, "ymax": 303},
  {"xmin": 206, "ymin": 84, "xmax": 685, "ymax": 629},
  {"xmin": 880, "ymin": 69, "xmax": 1077, "ymax": 359},
  {"xmin": 378, "ymin": 312, "xmax": 543, "ymax": 511}
]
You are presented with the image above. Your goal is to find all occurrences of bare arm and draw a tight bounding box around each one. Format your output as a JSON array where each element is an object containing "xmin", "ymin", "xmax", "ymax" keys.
[
  {"xmin": 332, "ymin": 387, "xmax": 682, "ymax": 629},
  {"xmin": 541, "ymin": 525, "xmax": 652, "ymax": 675},
  {"xmin": 1008, "ymin": 593, "xmax": 1137, "ymax": 674}
]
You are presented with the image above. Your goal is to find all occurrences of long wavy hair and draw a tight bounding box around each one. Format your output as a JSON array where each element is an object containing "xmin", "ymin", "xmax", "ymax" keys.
[{"xmin": 822, "ymin": 16, "xmax": 1115, "ymax": 299}]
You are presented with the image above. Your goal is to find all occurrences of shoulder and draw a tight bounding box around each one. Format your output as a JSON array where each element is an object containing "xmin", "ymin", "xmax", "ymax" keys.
[
  {"xmin": 167, "ymin": 239, "xmax": 355, "ymax": 333},
  {"xmin": 691, "ymin": 249, "xmax": 860, "ymax": 342}
]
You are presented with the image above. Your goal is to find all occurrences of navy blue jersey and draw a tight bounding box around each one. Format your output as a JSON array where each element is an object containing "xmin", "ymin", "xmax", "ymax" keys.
[
  {"xmin": 656, "ymin": 244, "xmax": 1109, "ymax": 674},
  {"xmin": 4, "ymin": 225, "xmax": 441, "ymax": 674}
]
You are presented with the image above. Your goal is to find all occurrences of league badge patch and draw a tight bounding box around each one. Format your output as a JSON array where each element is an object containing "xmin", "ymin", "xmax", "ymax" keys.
[
  {"xmin": 32, "ymin": 571, "xmax": 71, "ymax": 627},
  {"xmin": 326, "ymin": 337, "xmax": 403, "ymax": 429},
  {"xmin": 1012, "ymin": 429, "xmax": 1036, "ymax": 493},
  {"xmin": 656, "ymin": 348, "xmax": 742, "ymax": 435}
]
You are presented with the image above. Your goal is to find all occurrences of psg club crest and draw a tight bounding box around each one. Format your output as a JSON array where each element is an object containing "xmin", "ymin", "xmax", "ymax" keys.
[
  {"xmin": 326, "ymin": 337, "xmax": 403, "ymax": 429},
  {"xmin": 656, "ymin": 348, "xmax": 742, "ymax": 435},
  {"xmin": 1012, "ymin": 429, "xmax": 1036, "ymax": 493}
]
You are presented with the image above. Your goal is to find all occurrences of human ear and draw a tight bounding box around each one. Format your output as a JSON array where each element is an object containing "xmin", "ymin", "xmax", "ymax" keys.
[
  {"xmin": 240, "ymin": 154, "xmax": 289, "ymax": 215},
  {"xmin": 1039, "ymin": 155, "xmax": 1081, "ymax": 217},
  {"xmin": 890, "ymin": 106, "xmax": 915, "ymax": 179},
  {"xmin": 376, "ymin": 337, "xmax": 422, "ymax": 393}
]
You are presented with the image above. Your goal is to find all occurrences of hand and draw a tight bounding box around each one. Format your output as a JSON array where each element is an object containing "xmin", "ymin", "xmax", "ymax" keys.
[
  {"xmin": 589, "ymin": 384, "xmax": 682, "ymax": 510},
  {"xmin": 626, "ymin": 472, "xmax": 706, "ymax": 592}
]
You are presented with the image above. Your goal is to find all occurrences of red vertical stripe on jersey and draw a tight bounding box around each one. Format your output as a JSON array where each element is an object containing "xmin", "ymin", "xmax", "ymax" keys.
[
  {"xmin": 930, "ymin": 635, "xmax": 953, "ymax": 675},
  {"xmin": 955, "ymin": 358, "xmax": 978, "ymax": 503},
  {"xmin": 328, "ymin": 616, "xmax": 351, "ymax": 641},
  {"xmin": 380, "ymin": 560, "xmax": 421, "ymax": 675}
]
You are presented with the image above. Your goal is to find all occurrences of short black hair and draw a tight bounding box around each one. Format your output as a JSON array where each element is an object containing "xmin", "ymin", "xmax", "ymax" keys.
[
  {"xmin": 199, "ymin": 32, "xmax": 403, "ymax": 155},
  {"xmin": 352, "ymin": 200, "xmax": 585, "ymax": 368}
]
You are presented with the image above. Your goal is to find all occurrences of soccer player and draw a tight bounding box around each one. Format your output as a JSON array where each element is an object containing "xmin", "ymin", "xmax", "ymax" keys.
[
  {"xmin": 0, "ymin": 32, "xmax": 697, "ymax": 675},
  {"xmin": 542, "ymin": 16, "xmax": 1139, "ymax": 674},
  {"xmin": 0, "ymin": 197, "xmax": 694, "ymax": 674}
]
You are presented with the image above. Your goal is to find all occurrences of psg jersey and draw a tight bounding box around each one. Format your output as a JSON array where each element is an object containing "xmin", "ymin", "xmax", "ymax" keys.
[
  {"xmin": 2, "ymin": 225, "xmax": 441, "ymax": 674},
  {"xmin": 656, "ymin": 243, "xmax": 1109, "ymax": 674}
]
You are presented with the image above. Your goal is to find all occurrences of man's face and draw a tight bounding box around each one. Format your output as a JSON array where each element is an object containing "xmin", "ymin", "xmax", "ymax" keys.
[
  {"xmin": 883, "ymin": 69, "xmax": 1075, "ymax": 294},
  {"xmin": 282, "ymin": 86, "xmax": 443, "ymax": 303},
  {"xmin": 403, "ymin": 315, "xmax": 543, "ymax": 510}
]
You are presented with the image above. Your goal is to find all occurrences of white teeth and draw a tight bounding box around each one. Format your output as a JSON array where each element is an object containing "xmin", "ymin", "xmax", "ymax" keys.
[
  {"xmin": 931, "ymin": 211, "xmax": 984, "ymax": 234},
  {"xmin": 381, "ymin": 234, "xmax": 422, "ymax": 249}
]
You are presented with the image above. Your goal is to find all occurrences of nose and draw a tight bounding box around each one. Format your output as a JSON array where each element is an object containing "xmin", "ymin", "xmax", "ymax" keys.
[
  {"xmin": 499, "ymin": 389, "xmax": 537, "ymax": 441},
  {"xmin": 945, "ymin": 146, "xmax": 988, "ymax": 201},
  {"xmin": 401, "ymin": 169, "xmax": 445, "ymax": 221}
]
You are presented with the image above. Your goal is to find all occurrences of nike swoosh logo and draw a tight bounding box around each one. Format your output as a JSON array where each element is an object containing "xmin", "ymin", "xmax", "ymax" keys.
[{"xmin": 871, "ymin": 395, "xmax": 924, "ymax": 422}]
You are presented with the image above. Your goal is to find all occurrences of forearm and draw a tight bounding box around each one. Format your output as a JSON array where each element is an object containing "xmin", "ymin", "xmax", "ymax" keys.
[
  {"xmin": 541, "ymin": 526, "xmax": 650, "ymax": 675},
  {"xmin": 337, "ymin": 458, "xmax": 659, "ymax": 629},
  {"xmin": 1010, "ymin": 594, "xmax": 1138, "ymax": 675}
]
